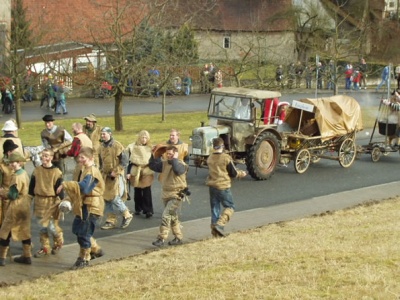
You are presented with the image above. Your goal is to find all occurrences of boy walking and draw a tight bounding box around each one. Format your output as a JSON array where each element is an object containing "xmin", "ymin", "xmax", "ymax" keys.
[
  {"xmin": 206, "ymin": 138, "xmax": 246, "ymax": 237},
  {"xmin": 57, "ymin": 147, "xmax": 105, "ymax": 269},
  {"xmin": 29, "ymin": 149, "xmax": 64, "ymax": 257}
]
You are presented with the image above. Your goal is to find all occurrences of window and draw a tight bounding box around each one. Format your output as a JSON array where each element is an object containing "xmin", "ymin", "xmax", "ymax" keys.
[
  {"xmin": 223, "ymin": 36, "xmax": 231, "ymax": 49},
  {"xmin": 389, "ymin": 1, "xmax": 395, "ymax": 8}
]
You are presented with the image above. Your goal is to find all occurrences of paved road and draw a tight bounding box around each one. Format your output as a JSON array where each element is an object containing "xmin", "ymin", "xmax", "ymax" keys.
[{"xmin": 1, "ymin": 87, "xmax": 385, "ymax": 123}]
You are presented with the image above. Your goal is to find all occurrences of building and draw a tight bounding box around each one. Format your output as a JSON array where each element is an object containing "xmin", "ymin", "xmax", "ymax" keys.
[{"xmin": 0, "ymin": 0, "xmax": 11, "ymax": 73}]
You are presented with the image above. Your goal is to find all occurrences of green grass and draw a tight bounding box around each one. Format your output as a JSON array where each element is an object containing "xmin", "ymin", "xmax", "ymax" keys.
[{"xmin": 18, "ymin": 112, "xmax": 208, "ymax": 147}]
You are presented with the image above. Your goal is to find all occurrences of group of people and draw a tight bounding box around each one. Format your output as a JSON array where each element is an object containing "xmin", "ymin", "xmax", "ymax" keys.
[
  {"xmin": 0, "ymin": 115, "xmax": 246, "ymax": 270},
  {"xmin": 40, "ymin": 74, "xmax": 71, "ymax": 114},
  {"xmin": 344, "ymin": 59, "xmax": 368, "ymax": 91},
  {"xmin": 200, "ymin": 63, "xmax": 223, "ymax": 93},
  {"xmin": 275, "ymin": 58, "xmax": 368, "ymax": 91}
]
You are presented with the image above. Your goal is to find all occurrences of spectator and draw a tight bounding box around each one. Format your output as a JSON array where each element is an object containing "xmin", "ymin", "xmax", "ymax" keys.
[
  {"xmin": 352, "ymin": 69, "xmax": 361, "ymax": 90},
  {"xmin": 295, "ymin": 61, "xmax": 304, "ymax": 88},
  {"xmin": 201, "ymin": 63, "xmax": 210, "ymax": 93},
  {"xmin": 326, "ymin": 60, "xmax": 335, "ymax": 90},
  {"xmin": 304, "ymin": 65, "xmax": 312, "ymax": 89},
  {"xmin": 345, "ymin": 63, "xmax": 353, "ymax": 90},
  {"xmin": 55, "ymin": 80, "xmax": 70, "ymax": 115},
  {"xmin": 316, "ymin": 62, "xmax": 324, "ymax": 89},
  {"xmin": 182, "ymin": 73, "xmax": 192, "ymax": 95},
  {"xmin": 376, "ymin": 65, "xmax": 390, "ymax": 92},
  {"xmin": 40, "ymin": 74, "xmax": 55, "ymax": 110},
  {"xmin": 276, "ymin": 65, "xmax": 284, "ymax": 88},
  {"xmin": 215, "ymin": 69, "xmax": 223, "ymax": 88},
  {"xmin": 22, "ymin": 70, "xmax": 33, "ymax": 103},
  {"xmin": 287, "ymin": 63, "xmax": 296, "ymax": 89},
  {"xmin": 359, "ymin": 58, "xmax": 368, "ymax": 89}
]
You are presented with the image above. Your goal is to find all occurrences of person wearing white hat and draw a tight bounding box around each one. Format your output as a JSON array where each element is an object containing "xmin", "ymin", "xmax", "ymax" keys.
[
  {"xmin": 0, "ymin": 119, "xmax": 24, "ymax": 162},
  {"xmin": 99, "ymin": 127, "xmax": 133, "ymax": 230}
]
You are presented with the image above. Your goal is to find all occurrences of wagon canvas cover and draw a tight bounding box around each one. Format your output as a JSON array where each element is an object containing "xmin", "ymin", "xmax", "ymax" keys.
[{"xmin": 286, "ymin": 95, "xmax": 363, "ymax": 137}]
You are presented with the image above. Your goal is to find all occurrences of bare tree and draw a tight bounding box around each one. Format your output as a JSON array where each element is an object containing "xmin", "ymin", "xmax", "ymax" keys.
[{"xmin": 83, "ymin": 0, "xmax": 204, "ymax": 129}]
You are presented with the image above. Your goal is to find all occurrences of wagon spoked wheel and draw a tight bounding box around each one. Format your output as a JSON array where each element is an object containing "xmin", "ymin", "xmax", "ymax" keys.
[
  {"xmin": 294, "ymin": 148, "xmax": 311, "ymax": 174},
  {"xmin": 371, "ymin": 146, "xmax": 381, "ymax": 162},
  {"xmin": 338, "ymin": 138, "xmax": 356, "ymax": 168}
]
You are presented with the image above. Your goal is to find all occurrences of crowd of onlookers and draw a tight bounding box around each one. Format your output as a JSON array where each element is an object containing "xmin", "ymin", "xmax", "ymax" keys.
[{"xmin": 275, "ymin": 58, "xmax": 370, "ymax": 91}]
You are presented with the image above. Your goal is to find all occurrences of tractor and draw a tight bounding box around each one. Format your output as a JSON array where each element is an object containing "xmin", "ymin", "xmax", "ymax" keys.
[{"xmin": 191, "ymin": 87, "xmax": 288, "ymax": 180}]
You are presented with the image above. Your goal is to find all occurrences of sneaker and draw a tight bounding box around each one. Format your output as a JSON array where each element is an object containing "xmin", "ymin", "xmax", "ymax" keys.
[
  {"xmin": 63, "ymin": 112, "xmax": 68, "ymax": 115},
  {"xmin": 168, "ymin": 238, "xmax": 183, "ymax": 246},
  {"xmin": 34, "ymin": 248, "xmax": 49, "ymax": 258},
  {"xmin": 101, "ymin": 222, "xmax": 115, "ymax": 230},
  {"xmin": 134, "ymin": 211, "xmax": 141, "ymax": 215},
  {"xmin": 71, "ymin": 257, "xmax": 89, "ymax": 270},
  {"xmin": 145, "ymin": 212, "xmax": 153, "ymax": 219},
  {"xmin": 121, "ymin": 215, "xmax": 133, "ymax": 229},
  {"xmin": 51, "ymin": 245, "xmax": 62, "ymax": 255},
  {"xmin": 214, "ymin": 225, "xmax": 225, "ymax": 237},
  {"xmin": 152, "ymin": 239, "xmax": 164, "ymax": 247},
  {"xmin": 90, "ymin": 249, "xmax": 104, "ymax": 260}
]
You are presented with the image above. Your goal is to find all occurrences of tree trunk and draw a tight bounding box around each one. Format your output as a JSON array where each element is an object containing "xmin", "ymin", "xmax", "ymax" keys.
[
  {"xmin": 14, "ymin": 89, "xmax": 22, "ymax": 128},
  {"xmin": 114, "ymin": 89, "xmax": 123, "ymax": 131}
]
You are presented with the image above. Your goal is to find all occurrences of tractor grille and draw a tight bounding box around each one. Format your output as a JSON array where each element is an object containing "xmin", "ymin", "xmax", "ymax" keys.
[{"xmin": 191, "ymin": 134, "xmax": 203, "ymax": 149}]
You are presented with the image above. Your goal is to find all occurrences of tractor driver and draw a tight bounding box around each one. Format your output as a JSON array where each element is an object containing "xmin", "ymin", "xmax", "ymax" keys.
[{"xmin": 235, "ymin": 98, "xmax": 251, "ymax": 119}]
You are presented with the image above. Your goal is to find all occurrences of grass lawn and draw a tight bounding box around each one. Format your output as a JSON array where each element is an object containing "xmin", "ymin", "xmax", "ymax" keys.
[{"xmin": 0, "ymin": 198, "xmax": 398, "ymax": 298}]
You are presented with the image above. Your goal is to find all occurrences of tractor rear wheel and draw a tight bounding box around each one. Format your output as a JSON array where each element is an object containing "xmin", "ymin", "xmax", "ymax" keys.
[{"xmin": 246, "ymin": 131, "xmax": 280, "ymax": 180}]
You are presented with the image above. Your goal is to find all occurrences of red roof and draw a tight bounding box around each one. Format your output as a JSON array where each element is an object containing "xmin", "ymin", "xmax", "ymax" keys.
[
  {"xmin": 23, "ymin": 0, "xmax": 294, "ymax": 47},
  {"xmin": 23, "ymin": 0, "xmax": 147, "ymax": 45}
]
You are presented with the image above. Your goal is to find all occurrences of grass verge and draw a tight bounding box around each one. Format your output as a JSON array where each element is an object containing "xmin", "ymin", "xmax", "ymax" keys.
[{"xmin": 0, "ymin": 198, "xmax": 398, "ymax": 299}]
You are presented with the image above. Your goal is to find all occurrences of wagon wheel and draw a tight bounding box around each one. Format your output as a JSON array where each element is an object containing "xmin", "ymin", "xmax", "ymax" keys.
[
  {"xmin": 338, "ymin": 138, "xmax": 356, "ymax": 168},
  {"xmin": 294, "ymin": 148, "xmax": 311, "ymax": 174},
  {"xmin": 371, "ymin": 146, "xmax": 381, "ymax": 162}
]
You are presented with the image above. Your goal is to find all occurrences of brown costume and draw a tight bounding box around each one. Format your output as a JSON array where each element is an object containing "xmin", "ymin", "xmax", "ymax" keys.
[
  {"xmin": 30, "ymin": 165, "xmax": 64, "ymax": 255},
  {"xmin": 83, "ymin": 114, "xmax": 102, "ymax": 166}
]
